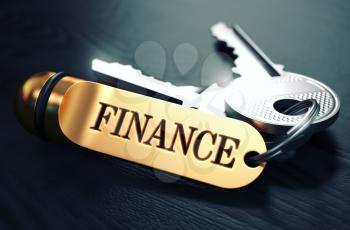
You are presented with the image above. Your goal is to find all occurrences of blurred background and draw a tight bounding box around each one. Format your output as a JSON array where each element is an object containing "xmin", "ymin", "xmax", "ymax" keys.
[{"xmin": 1, "ymin": 0, "xmax": 349, "ymax": 229}]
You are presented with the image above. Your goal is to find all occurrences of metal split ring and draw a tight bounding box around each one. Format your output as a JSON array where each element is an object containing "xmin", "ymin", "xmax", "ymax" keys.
[{"xmin": 246, "ymin": 99, "xmax": 320, "ymax": 167}]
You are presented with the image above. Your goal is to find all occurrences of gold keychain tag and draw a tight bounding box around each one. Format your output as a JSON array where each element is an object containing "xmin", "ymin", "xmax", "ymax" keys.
[{"xmin": 59, "ymin": 81, "xmax": 266, "ymax": 188}]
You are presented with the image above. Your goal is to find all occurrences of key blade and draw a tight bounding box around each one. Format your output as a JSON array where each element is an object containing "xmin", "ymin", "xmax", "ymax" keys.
[
  {"xmin": 211, "ymin": 22, "xmax": 283, "ymax": 78},
  {"xmin": 232, "ymin": 24, "xmax": 282, "ymax": 76},
  {"xmin": 92, "ymin": 59, "xmax": 201, "ymax": 107},
  {"xmin": 92, "ymin": 59, "xmax": 161, "ymax": 92}
]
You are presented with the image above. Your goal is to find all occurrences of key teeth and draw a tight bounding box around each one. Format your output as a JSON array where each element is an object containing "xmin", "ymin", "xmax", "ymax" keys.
[
  {"xmin": 211, "ymin": 22, "xmax": 242, "ymax": 76},
  {"xmin": 211, "ymin": 22, "xmax": 284, "ymax": 77},
  {"xmin": 92, "ymin": 59, "xmax": 202, "ymax": 106},
  {"xmin": 99, "ymin": 59, "xmax": 151, "ymax": 79},
  {"xmin": 110, "ymin": 61, "xmax": 162, "ymax": 82},
  {"xmin": 122, "ymin": 63, "xmax": 144, "ymax": 77},
  {"xmin": 211, "ymin": 22, "xmax": 234, "ymax": 49}
]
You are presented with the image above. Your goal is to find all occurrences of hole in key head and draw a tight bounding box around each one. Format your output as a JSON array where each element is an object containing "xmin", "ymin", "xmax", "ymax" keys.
[{"xmin": 273, "ymin": 99, "xmax": 307, "ymax": 116}]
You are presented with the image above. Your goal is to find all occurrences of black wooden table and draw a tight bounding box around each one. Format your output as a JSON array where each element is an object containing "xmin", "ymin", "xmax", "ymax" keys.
[{"xmin": 1, "ymin": 0, "xmax": 349, "ymax": 229}]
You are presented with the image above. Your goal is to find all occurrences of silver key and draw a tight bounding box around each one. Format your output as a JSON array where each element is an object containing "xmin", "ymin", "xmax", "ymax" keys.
[
  {"xmin": 91, "ymin": 60, "xmax": 227, "ymax": 115},
  {"xmin": 206, "ymin": 22, "xmax": 340, "ymax": 134},
  {"xmin": 91, "ymin": 59, "xmax": 201, "ymax": 107}
]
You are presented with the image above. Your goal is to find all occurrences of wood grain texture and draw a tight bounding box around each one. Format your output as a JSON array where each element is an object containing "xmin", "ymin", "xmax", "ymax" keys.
[{"xmin": 1, "ymin": 0, "xmax": 349, "ymax": 229}]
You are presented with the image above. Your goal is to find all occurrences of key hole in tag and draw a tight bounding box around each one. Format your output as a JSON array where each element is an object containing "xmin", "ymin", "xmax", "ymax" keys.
[
  {"xmin": 273, "ymin": 99, "xmax": 307, "ymax": 116},
  {"xmin": 244, "ymin": 151, "xmax": 260, "ymax": 168}
]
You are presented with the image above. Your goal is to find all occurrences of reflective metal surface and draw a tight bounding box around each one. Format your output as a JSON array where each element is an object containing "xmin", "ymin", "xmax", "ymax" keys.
[
  {"xmin": 14, "ymin": 72, "xmax": 83, "ymax": 141},
  {"xmin": 211, "ymin": 22, "xmax": 340, "ymax": 134},
  {"xmin": 58, "ymin": 81, "xmax": 266, "ymax": 188},
  {"xmin": 225, "ymin": 72, "xmax": 340, "ymax": 134}
]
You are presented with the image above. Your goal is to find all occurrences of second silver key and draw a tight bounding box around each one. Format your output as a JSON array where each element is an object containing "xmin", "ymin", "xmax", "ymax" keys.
[{"xmin": 210, "ymin": 22, "xmax": 340, "ymax": 134}]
